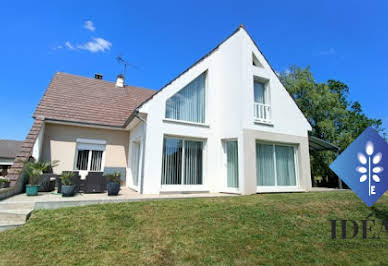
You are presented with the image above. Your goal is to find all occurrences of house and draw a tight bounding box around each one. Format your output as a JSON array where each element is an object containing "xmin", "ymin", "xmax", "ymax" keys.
[
  {"xmin": 7, "ymin": 25, "xmax": 317, "ymax": 195},
  {"xmin": 0, "ymin": 140, "xmax": 23, "ymax": 177}
]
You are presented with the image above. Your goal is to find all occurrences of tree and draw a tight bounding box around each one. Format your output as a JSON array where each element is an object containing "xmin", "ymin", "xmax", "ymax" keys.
[{"xmin": 279, "ymin": 66, "xmax": 384, "ymax": 186}]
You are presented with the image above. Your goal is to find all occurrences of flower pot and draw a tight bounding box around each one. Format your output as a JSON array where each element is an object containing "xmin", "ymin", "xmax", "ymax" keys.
[
  {"xmin": 26, "ymin": 185, "xmax": 40, "ymax": 196},
  {"xmin": 61, "ymin": 184, "xmax": 76, "ymax": 197},
  {"xmin": 107, "ymin": 182, "xmax": 120, "ymax": 196}
]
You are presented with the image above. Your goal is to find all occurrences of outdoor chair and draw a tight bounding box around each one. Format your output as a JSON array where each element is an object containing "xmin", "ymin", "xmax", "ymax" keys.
[{"xmin": 84, "ymin": 172, "xmax": 106, "ymax": 193}]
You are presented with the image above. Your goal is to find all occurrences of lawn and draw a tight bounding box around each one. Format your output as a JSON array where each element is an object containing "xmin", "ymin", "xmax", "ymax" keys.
[{"xmin": 1, "ymin": 191, "xmax": 388, "ymax": 265}]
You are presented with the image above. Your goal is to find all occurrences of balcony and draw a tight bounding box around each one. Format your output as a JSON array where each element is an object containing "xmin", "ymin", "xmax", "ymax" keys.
[{"xmin": 254, "ymin": 102, "xmax": 271, "ymax": 123}]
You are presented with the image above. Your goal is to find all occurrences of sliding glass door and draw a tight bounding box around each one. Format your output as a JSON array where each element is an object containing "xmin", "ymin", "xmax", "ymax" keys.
[
  {"xmin": 162, "ymin": 137, "xmax": 203, "ymax": 185},
  {"xmin": 256, "ymin": 143, "xmax": 297, "ymax": 188},
  {"xmin": 225, "ymin": 141, "xmax": 239, "ymax": 188}
]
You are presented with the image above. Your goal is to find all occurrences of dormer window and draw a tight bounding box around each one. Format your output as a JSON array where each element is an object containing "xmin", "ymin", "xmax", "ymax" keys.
[
  {"xmin": 165, "ymin": 72, "xmax": 206, "ymax": 123},
  {"xmin": 253, "ymin": 79, "xmax": 271, "ymax": 123}
]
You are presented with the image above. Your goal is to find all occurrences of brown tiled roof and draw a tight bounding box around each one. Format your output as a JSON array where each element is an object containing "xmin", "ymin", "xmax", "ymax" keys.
[
  {"xmin": 7, "ymin": 118, "xmax": 44, "ymax": 185},
  {"xmin": 0, "ymin": 140, "xmax": 23, "ymax": 159},
  {"xmin": 33, "ymin": 72, "xmax": 156, "ymax": 127}
]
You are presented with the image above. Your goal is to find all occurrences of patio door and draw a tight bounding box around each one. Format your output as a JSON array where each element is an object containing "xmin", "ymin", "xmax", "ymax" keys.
[
  {"xmin": 256, "ymin": 142, "xmax": 298, "ymax": 192},
  {"xmin": 131, "ymin": 141, "xmax": 141, "ymax": 190}
]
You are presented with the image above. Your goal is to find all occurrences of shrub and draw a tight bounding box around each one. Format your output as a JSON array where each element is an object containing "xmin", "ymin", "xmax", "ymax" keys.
[{"xmin": 105, "ymin": 171, "xmax": 121, "ymax": 184}]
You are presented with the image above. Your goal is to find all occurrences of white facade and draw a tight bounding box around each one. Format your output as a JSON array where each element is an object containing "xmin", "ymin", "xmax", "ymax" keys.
[{"xmin": 126, "ymin": 27, "xmax": 312, "ymax": 195}]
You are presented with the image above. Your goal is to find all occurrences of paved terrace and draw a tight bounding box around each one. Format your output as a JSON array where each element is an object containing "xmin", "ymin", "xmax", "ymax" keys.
[{"xmin": 2, "ymin": 188, "xmax": 235, "ymax": 210}]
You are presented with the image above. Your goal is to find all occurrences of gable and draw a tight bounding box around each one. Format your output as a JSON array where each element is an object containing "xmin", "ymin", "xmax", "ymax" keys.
[{"xmin": 137, "ymin": 25, "xmax": 312, "ymax": 136}]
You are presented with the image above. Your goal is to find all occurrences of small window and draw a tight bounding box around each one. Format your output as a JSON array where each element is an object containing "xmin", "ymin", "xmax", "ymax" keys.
[
  {"xmin": 165, "ymin": 72, "xmax": 206, "ymax": 123},
  {"xmin": 252, "ymin": 53, "xmax": 263, "ymax": 67},
  {"xmin": 75, "ymin": 141, "xmax": 105, "ymax": 172}
]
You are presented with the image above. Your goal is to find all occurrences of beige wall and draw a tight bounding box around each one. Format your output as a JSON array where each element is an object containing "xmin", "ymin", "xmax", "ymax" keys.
[
  {"xmin": 242, "ymin": 129, "xmax": 312, "ymax": 194},
  {"xmin": 41, "ymin": 123, "xmax": 129, "ymax": 174}
]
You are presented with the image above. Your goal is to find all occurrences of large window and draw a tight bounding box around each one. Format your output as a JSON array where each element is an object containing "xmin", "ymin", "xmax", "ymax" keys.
[
  {"xmin": 165, "ymin": 72, "xmax": 206, "ymax": 123},
  {"xmin": 225, "ymin": 140, "xmax": 239, "ymax": 188},
  {"xmin": 162, "ymin": 137, "xmax": 203, "ymax": 185},
  {"xmin": 75, "ymin": 140, "xmax": 105, "ymax": 172},
  {"xmin": 256, "ymin": 143, "xmax": 297, "ymax": 186}
]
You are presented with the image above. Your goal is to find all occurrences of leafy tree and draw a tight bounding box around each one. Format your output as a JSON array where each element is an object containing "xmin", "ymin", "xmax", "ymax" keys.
[{"xmin": 279, "ymin": 66, "xmax": 385, "ymax": 186}]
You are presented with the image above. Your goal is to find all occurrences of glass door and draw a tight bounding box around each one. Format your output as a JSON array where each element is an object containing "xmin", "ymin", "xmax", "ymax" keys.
[{"xmin": 224, "ymin": 140, "xmax": 239, "ymax": 191}]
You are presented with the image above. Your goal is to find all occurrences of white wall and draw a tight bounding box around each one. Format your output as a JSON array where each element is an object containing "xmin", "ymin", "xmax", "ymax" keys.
[
  {"xmin": 32, "ymin": 123, "xmax": 45, "ymax": 161},
  {"xmin": 138, "ymin": 28, "xmax": 311, "ymax": 194}
]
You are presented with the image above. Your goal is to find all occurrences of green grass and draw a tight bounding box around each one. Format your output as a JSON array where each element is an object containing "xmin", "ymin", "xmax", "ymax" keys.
[{"xmin": 1, "ymin": 191, "xmax": 388, "ymax": 265}]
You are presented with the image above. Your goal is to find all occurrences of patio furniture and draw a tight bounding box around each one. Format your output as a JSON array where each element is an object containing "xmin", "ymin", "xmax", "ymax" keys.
[
  {"xmin": 84, "ymin": 172, "xmax": 106, "ymax": 193},
  {"xmin": 57, "ymin": 171, "xmax": 81, "ymax": 193},
  {"xmin": 39, "ymin": 173, "xmax": 58, "ymax": 192}
]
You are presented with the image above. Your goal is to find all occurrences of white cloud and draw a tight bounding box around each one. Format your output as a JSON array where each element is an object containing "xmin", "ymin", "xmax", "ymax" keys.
[
  {"xmin": 84, "ymin": 20, "xmax": 96, "ymax": 32},
  {"xmin": 65, "ymin": 41, "xmax": 75, "ymax": 50},
  {"xmin": 84, "ymin": 20, "xmax": 96, "ymax": 31},
  {"xmin": 77, "ymin": 38, "xmax": 112, "ymax": 53},
  {"xmin": 52, "ymin": 45, "xmax": 63, "ymax": 50}
]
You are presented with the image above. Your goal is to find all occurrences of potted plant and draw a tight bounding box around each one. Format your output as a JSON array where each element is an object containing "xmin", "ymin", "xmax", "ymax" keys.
[
  {"xmin": 105, "ymin": 171, "xmax": 121, "ymax": 196},
  {"xmin": 60, "ymin": 172, "xmax": 76, "ymax": 197},
  {"xmin": 0, "ymin": 177, "xmax": 10, "ymax": 189},
  {"xmin": 24, "ymin": 160, "xmax": 58, "ymax": 196}
]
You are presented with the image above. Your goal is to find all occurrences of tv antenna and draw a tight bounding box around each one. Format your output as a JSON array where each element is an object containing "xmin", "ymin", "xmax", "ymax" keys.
[{"xmin": 116, "ymin": 56, "xmax": 137, "ymax": 79}]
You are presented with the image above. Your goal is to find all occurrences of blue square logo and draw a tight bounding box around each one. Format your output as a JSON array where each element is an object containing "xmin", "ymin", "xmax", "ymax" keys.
[{"xmin": 330, "ymin": 127, "xmax": 388, "ymax": 207}]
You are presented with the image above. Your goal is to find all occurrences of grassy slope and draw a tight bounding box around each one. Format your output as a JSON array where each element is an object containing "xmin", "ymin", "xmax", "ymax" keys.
[{"xmin": 1, "ymin": 192, "xmax": 388, "ymax": 265}]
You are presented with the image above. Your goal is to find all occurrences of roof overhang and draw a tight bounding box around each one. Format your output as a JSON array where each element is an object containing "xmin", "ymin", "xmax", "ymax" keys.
[
  {"xmin": 309, "ymin": 136, "xmax": 339, "ymax": 152},
  {"xmin": 44, "ymin": 118, "xmax": 128, "ymax": 131}
]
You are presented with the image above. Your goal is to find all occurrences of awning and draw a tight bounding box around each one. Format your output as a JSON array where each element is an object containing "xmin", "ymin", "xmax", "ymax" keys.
[{"xmin": 309, "ymin": 136, "xmax": 339, "ymax": 152}]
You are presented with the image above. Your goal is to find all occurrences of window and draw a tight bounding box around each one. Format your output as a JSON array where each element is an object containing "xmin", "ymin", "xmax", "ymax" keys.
[
  {"xmin": 253, "ymin": 80, "xmax": 271, "ymax": 122},
  {"xmin": 256, "ymin": 143, "xmax": 297, "ymax": 186},
  {"xmin": 161, "ymin": 137, "xmax": 203, "ymax": 185},
  {"xmin": 252, "ymin": 53, "xmax": 263, "ymax": 67},
  {"xmin": 225, "ymin": 140, "xmax": 239, "ymax": 188},
  {"xmin": 254, "ymin": 81, "xmax": 265, "ymax": 104},
  {"xmin": 75, "ymin": 140, "xmax": 105, "ymax": 172},
  {"xmin": 165, "ymin": 72, "xmax": 206, "ymax": 123}
]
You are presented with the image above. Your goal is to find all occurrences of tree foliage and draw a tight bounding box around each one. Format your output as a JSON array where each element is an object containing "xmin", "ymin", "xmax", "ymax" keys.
[{"xmin": 279, "ymin": 66, "xmax": 385, "ymax": 185}]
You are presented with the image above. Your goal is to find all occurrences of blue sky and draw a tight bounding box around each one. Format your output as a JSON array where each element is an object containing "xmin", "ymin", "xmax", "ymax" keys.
[{"xmin": 1, "ymin": 0, "xmax": 387, "ymax": 140}]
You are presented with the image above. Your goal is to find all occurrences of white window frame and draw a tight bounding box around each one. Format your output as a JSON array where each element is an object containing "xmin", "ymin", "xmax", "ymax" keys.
[
  {"xmin": 253, "ymin": 77, "xmax": 272, "ymax": 124},
  {"xmin": 256, "ymin": 141, "xmax": 301, "ymax": 193},
  {"xmin": 73, "ymin": 139, "xmax": 106, "ymax": 173},
  {"xmin": 160, "ymin": 136, "xmax": 207, "ymax": 192}
]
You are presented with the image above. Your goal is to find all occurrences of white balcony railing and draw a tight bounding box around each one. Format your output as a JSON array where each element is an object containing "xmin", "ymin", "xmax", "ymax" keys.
[{"xmin": 254, "ymin": 102, "xmax": 271, "ymax": 123}]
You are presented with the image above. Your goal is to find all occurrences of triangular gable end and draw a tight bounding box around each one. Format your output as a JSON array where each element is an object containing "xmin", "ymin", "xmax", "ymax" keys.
[
  {"xmin": 132, "ymin": 25, "xmax": 312, "ymax": 131},
  {"xmin": 239, "ymin": 27, "xmax": 312, "ymax": 131}
]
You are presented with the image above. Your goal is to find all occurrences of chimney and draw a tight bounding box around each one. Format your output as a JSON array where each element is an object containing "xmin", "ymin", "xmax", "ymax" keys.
[
  {"xmin": 116, "ymin": 74, "xmax": 124, "ymax": 87},
  {"xmin": 94, "ymin": 73, "xmax": 103, "ymax": 80}
]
